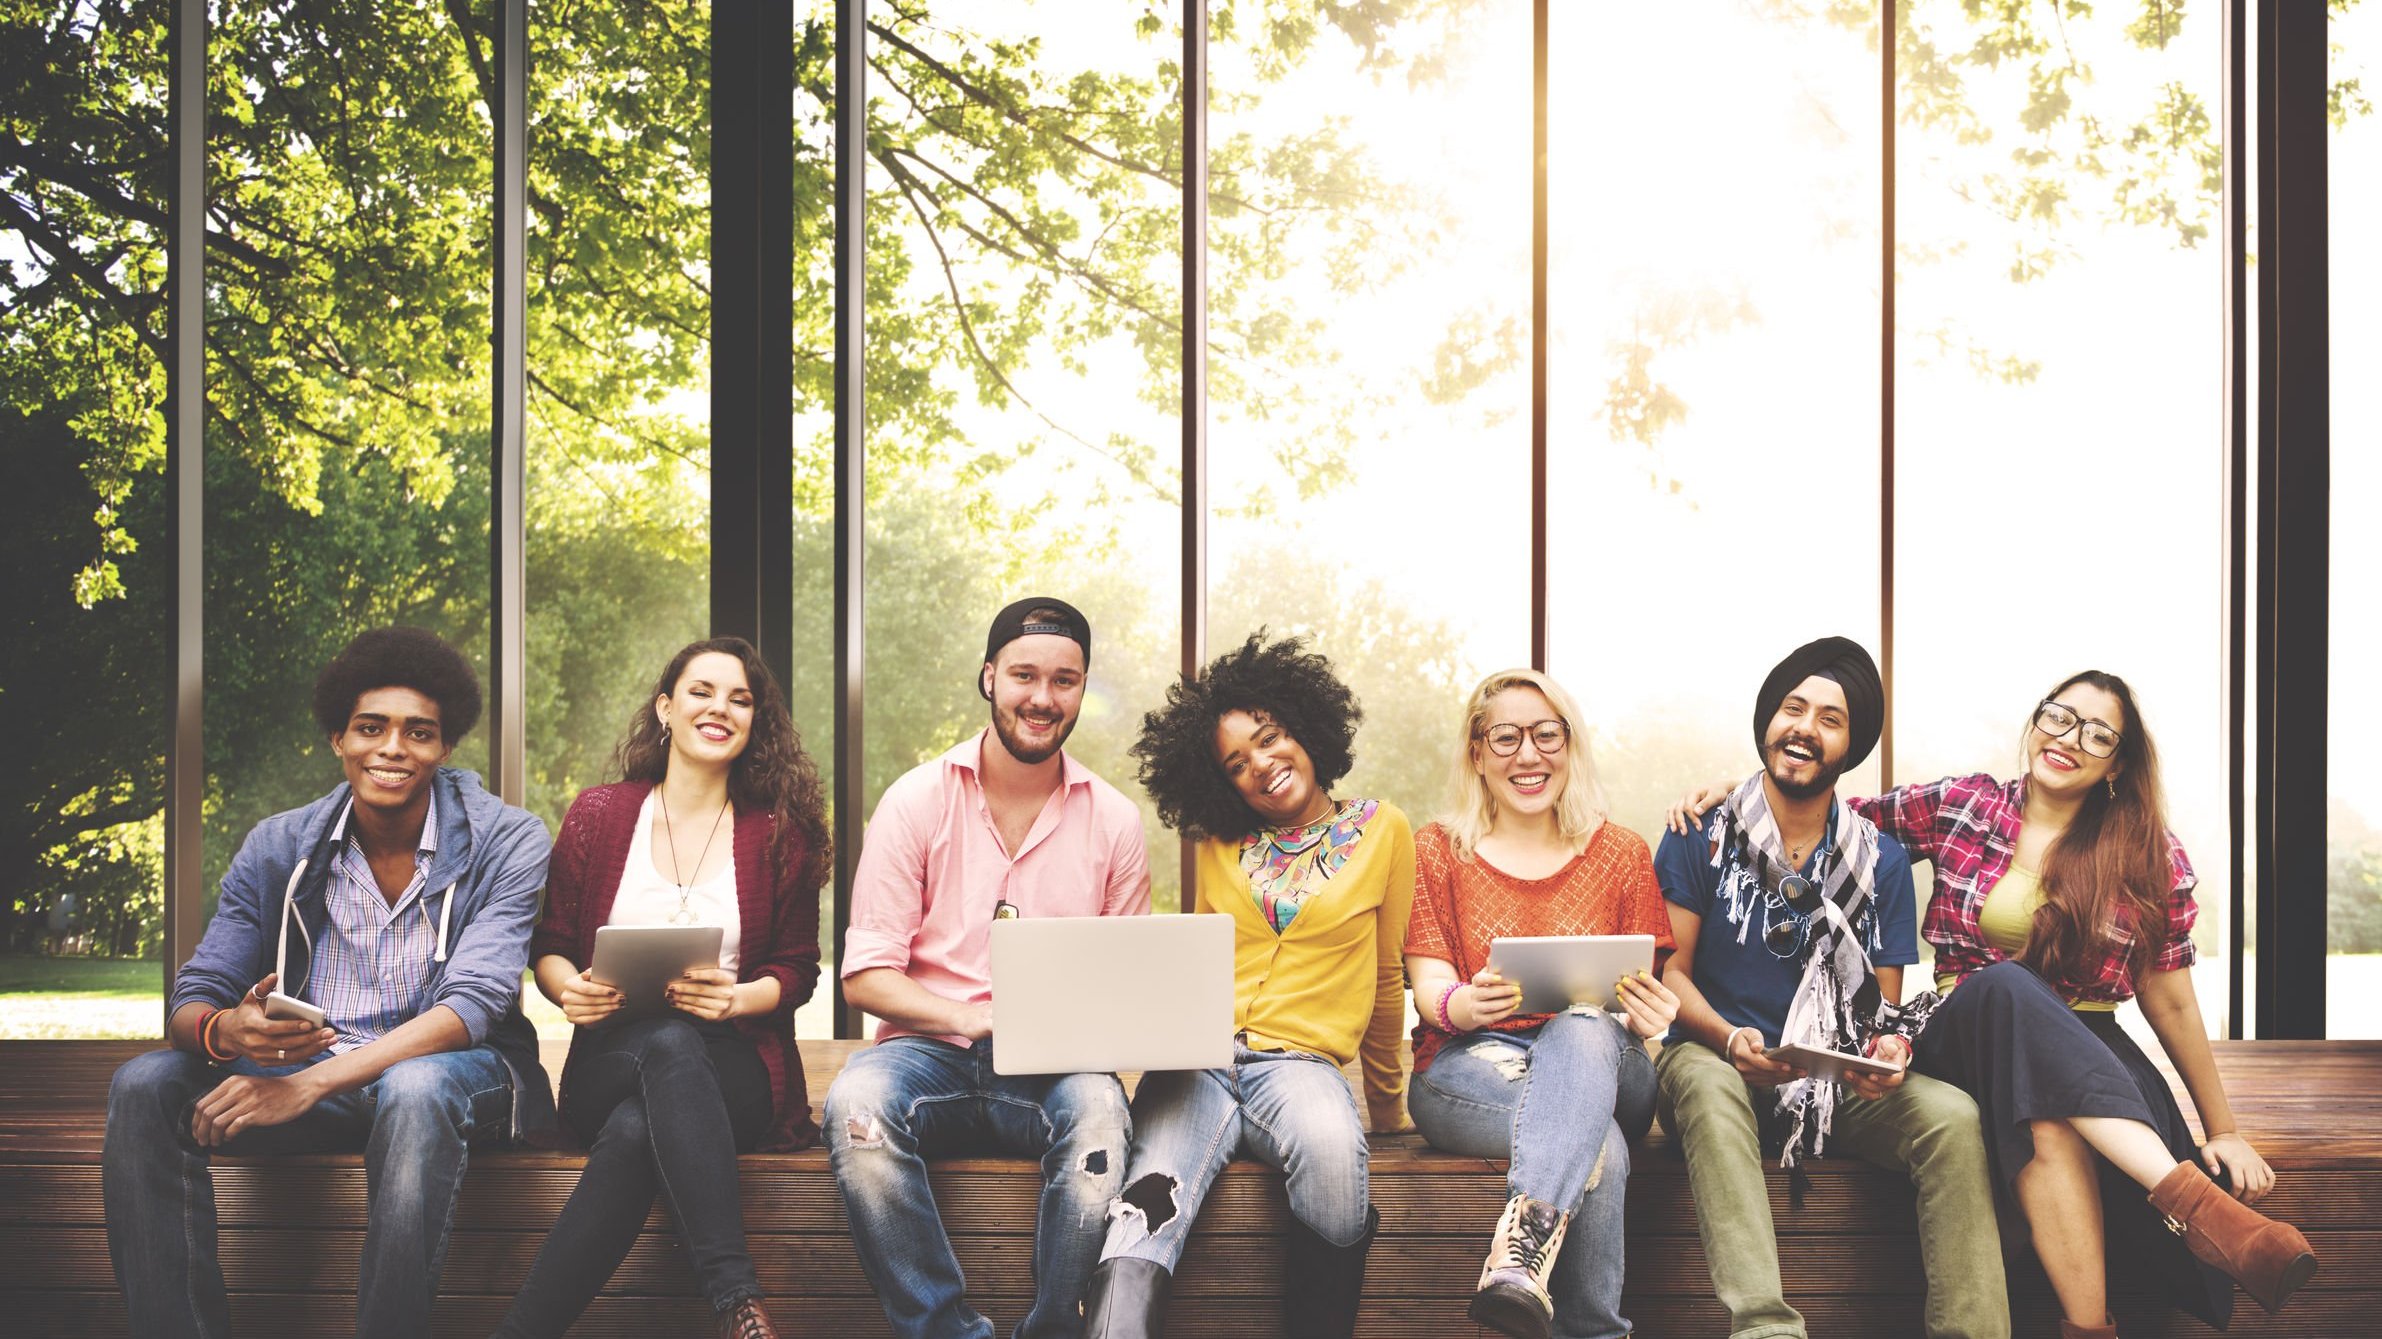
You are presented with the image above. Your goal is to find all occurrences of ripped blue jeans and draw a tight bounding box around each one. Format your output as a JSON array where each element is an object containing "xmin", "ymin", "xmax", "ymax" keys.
[
  {"xmin": 1099, "ymin": 1041, "xmax": 1370, "ymax": 1272},
  {"xmin": 1407, "ymin": 1008, "xmax": 1655, "ymax": 1339},
  {"xmin": 823, "ymin": 1035, "xmax": 1130, "ymax": 1339}
]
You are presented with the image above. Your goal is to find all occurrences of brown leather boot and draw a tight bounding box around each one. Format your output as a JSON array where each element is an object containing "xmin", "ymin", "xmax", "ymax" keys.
[
  {"xmin": 2059, "ymin": 1319, "xmax": 2118, "ymax": 1339},
  {"xmin": 715, "ymin": 1297, "xmax": 778, "ymax": 1339},
  {"xmin": 2147, "ymin": 1162, "xmax": 2318, "ymax": 1313}
]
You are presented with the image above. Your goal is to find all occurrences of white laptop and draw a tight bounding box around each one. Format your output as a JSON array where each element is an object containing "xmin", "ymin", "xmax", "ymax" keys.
[{"xmin": 990, "ymin": 914, "xmax": 1235, "ymax": 1076}]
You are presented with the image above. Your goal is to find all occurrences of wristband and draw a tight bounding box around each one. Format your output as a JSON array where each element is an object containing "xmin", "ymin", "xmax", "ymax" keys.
[
  {"xmin": 1722, "ymin": 1025, "xmax": 1757, "ymax": 1062},
  {"xmin": 1434, "ymin": 982, "xmax": 1461, "ymax": 1032},
  {"xmin": 200, "ymin": 1007, "xmax": 235, "ymax": 1063}
]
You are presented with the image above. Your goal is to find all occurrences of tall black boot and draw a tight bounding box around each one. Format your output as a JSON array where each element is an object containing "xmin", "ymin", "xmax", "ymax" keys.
[
  {"xmin": 1282, "ymin": 1204, "xmax": 1377, "ymax": 1339},
  {"xmin": 1082, "ymin": 1257, "xmax": 1170, "ymax": 1339}
]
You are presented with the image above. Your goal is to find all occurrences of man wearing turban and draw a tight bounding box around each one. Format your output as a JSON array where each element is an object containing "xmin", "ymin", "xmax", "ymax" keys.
[{"xmin": 1649, "ymin": 637, "xmax": 2009, "ymax": 1339}]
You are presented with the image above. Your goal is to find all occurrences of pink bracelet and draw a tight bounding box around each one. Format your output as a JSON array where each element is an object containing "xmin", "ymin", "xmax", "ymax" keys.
[{"xmin": 1434, "ymin": 981, "xmax": 1462, "ymax": 1032}]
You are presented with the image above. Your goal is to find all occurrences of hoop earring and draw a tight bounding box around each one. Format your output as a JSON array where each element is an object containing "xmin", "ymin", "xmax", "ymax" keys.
[
  {"xmin": 659, "ymin": 723, "xmax": 672, "ymax": 746},
  {"xmin": 2106, "ymin": 776, "xmax": 2116, "ymax": 799}
]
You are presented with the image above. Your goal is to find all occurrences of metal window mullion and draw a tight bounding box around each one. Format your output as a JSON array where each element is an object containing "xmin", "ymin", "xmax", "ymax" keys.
[
  {"xmin": 1878, "ymin": 0, "xmax": 1898, "ymax": 792},
  {"xmin": 1178, "ymin": 0, "xmax": 1209, "ymax": 908},
  {"xmin": 490, "ymin": 0, "xmax": 527, "ymax": 806},
  {"xmin": 832, "ymin": 0, "xmax": 868, "ymax": 1037},
  {"xmin": 1530, "ymin": 0, "xmax": 1548, "ymax": 672},
  {"xmin": 2251, "ymin": 0, "xmax": 2328, "ymax": 1039},
  {"xmin": 2223, "ymin": 0, "xmax": 2248, "ymax": 1040},
  {"xmin": 163, "ymin": 0, "xmax": 207, "ymax": 1001}
]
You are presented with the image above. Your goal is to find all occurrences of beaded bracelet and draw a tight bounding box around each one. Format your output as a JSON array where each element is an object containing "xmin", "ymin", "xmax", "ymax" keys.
[{"xmin": 1434, "ymin": 981, "xmax": 1462, "ymax": 1032}]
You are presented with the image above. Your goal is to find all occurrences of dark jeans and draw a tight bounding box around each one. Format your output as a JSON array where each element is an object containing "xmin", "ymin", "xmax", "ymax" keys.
[
  {"xmin": 495, "ymin": 1015, "xmax": 773, "ymax": 1336},
  {"xmin": 102, "ymin": 1044, "xmax": 515, "ymax": 1339}
]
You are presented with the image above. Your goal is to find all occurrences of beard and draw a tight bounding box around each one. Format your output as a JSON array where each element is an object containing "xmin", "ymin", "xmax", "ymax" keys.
[
  {"xmin": 1763, "ymin": 735, "xmax": 1846, "ymax": 801},
  {"xmin": 991, "ymin": 700, "xmax": 1077, "ymax": 765}
]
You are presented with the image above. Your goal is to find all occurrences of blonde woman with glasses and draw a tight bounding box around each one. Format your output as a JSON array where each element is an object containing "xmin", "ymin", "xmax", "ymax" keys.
[{"xmin": 1403, "ymin": 669, "xmax": 1678, "ymax": 1339}]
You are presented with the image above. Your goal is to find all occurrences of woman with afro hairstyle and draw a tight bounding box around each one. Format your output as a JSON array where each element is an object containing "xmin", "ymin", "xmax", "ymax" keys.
[
  {"xmin": 1081, "ymin": 633, "xmax": 1414, "ymax": 1339},
  {"xmin": 495, "ymin": 638, "xmax": 830, "ymax": 1339}
]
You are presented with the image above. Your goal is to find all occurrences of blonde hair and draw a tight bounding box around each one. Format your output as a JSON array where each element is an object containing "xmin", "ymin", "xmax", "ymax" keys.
[{"xmin": 1440, "ymin": 668, "xmax": 1609, "ymax": 861}]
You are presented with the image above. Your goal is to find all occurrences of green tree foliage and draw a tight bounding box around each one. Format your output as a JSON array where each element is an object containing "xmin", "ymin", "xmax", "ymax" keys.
[
  {"xmin": 2, "ymin": 0, "xmax": 1479, "ymax": 947},
  {"xmin": 2331, "ymin": 800, "xmax": 2382, "ymax": 955}
]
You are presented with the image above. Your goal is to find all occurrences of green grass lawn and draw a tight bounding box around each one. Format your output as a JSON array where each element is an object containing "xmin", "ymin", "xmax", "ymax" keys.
[{"xmin": 0, "ymin": 954, "xmax": 165, "ymax": 1039}]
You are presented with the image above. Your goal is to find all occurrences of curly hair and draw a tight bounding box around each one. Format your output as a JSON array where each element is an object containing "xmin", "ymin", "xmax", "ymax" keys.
[
  {"xmin": 613, "ymin": 637, "xmax": 832, "ymax": 895},
  {"xmin": 311, "ymin": 626, "xmax": 483, "ymax": 742},
  {"xmin": 1133, "ymin": 631, "xmax": 1362, "ymax": 842}
]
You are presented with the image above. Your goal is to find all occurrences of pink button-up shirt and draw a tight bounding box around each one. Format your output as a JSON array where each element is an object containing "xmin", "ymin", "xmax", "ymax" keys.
[{"xmin": 841, "ymin": 731, "xmax": 1152, "ymax": 1043}]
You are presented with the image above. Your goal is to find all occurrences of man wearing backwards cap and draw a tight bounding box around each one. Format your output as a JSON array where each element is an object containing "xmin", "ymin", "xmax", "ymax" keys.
[
  {"xmin": 1650, "ymin": 637, "xmax": 2007, "ymax": 1339},
  {"xmin": 827, "ymin": 597, "xmax": 1151, "ymax": 1339}
]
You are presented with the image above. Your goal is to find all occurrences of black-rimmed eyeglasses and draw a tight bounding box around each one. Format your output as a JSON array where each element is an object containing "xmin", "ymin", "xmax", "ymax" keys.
[
  {"xmin": 2033, "ymin": 700, "xmax": 2122, "ymax": 758},
  {"xmin": 1479, "ymin": 720, "xmax": 1569, "ymax": 757}
]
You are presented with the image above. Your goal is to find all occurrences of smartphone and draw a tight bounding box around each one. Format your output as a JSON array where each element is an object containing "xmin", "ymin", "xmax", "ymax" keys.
[{"xmin": 264, "ymin": 990, "xmax": 328, "ymax": 1029}]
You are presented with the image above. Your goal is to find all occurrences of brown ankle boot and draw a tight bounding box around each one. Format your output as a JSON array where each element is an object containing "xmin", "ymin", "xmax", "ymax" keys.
[
  {"xmin": 715, "ymin": 1297, "xmax": 778, "ymax": 1339},
  {"xmin": 2059, "ymin": 1319, "xmax": 2118, "ymax": 1339},
  {"xmin": 2147, "ymin": 1162, "xmax": 2318, "ymax": 1313}
]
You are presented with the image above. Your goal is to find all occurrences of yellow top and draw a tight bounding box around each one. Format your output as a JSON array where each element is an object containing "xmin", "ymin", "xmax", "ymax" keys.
[
  {"xmin": 1936, "ymin": 863, "xmax": 2118, "ymax": 1011},
  {"xmin": 1195, "ymin": 800, "xmax": 1415, "ymax": 1130}
]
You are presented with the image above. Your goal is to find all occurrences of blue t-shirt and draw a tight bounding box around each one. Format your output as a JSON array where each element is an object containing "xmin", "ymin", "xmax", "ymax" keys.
[{"xmin": 1653, "ymin": 814, "xmax": 1918, "ymax": 1047}]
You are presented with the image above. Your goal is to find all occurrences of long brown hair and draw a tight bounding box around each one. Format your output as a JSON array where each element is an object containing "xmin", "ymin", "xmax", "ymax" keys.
[
  {"xmin": 613, "ymin": 637, "xmax": 831, "ymax": 897},
  {"xmin": 2023, "ymin": 670, "xmax": 2174, "ymax": 991}
]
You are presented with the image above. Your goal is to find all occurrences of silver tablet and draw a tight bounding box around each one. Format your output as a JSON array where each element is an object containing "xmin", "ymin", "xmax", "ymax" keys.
[
  {"xmin": 1486, "ymin": 934, "xmax": 1658, "ymax": 1013},
  {"xmin": 590, "ymin": 924, "xmax": 725, "ymax": 1022},
  {"xmin": 1765, "ymin": 1042, "xmax": 1906, "ymax": 1082}
]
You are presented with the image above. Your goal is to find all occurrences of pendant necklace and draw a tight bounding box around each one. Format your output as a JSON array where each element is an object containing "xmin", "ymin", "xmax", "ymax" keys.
[{"xmin": 658, "ymin": 786, "xmax": 730, "ymax": 925}]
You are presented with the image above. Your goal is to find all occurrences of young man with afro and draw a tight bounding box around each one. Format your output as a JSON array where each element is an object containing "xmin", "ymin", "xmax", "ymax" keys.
[{"xmin": 103, "ymin": 626, "xmax": 555, "ymax": 1339}]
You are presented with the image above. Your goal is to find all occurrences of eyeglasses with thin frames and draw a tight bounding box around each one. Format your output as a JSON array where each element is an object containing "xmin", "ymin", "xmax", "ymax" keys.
[
  {"xmin": 2033, "ymin": 699, "xmax": 2122, "ymax": 759},
  {"xmin": 1478, "ymin": 720, "xmax": 1569, "ymax": 757}
]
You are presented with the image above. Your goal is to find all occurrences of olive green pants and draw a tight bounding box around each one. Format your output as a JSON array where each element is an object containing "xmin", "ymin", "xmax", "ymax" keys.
[{"xmin": 1654, "ymin": 1039, "xmax": 2010, "ymax": 1339}]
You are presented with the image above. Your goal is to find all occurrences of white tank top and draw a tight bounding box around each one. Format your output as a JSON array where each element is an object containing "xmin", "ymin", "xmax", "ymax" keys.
[{"xmin": 607, "ymin": 789, "xmax": 741, "ymax": 971}]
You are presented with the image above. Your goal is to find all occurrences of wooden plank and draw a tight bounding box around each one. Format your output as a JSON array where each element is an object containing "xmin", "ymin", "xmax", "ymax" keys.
[
  {"xmin": 12, "ymin": 1287, "xmax": 2382, "ymax": 1339},
  {"xmin": 4, "ymin": 1223, "xmax": 2377, "ymax": 1300}
]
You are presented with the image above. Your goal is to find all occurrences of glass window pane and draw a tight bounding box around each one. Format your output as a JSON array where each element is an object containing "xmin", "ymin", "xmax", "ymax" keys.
[
  {"xmin": 1, "ymin": 2, "xmax": 171, "ymax": 1035},
  {"xmin": 1208, "ymin": 2, "xmax": 1533, "ymax": 828},
  {"xmin": 1891, "ymin": 1, "xmax": 2229, "ymax": 1036},
  {"xmin": 1547, "ymin": 3, "xmax": 1884, "ymax": 840},
  {"xmin": 857, "ymin": 2, "xmax": 1183, "ymax": 911},
  {"xmin": 202, "ymin": 2, "xmax": 493, "ymax": 945},
  {"xmin": 526, "ymin": 1, "xmax": 760, "ymax": 1028},
  {"xmin": 2329, "ymin": 1, "xmax": 2380, "ymax": 1038}
]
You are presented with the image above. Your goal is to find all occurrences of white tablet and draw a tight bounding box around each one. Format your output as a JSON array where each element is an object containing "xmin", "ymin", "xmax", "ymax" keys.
[
  {"xmin": 590, "ymin": 924, "xmax": 725, "ymax": 1022},
  {"xmin": 1486, "ymin": 934, "xmax": 1658, "ymax": 1013},
  {"xmin": 1765, "ymin": 1042, "xmax": 1906, "ymax": 1082}
]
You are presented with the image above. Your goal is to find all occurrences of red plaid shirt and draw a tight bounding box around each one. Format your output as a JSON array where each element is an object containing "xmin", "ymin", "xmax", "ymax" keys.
[{"xmin": 1848, "ymin": 774, "xmax": 2197, "ymax": 1006}]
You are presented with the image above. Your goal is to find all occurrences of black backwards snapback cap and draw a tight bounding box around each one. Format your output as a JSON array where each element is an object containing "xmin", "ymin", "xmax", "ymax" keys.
[{"xmin": 977, "ymin": 596, "xmax": 1092, "ymax": 699}]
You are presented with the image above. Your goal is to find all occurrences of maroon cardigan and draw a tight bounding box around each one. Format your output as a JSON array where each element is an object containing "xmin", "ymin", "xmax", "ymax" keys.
[{"xmin": 531, "ymin": 780, "xmax": 822, "ymax": 1150}]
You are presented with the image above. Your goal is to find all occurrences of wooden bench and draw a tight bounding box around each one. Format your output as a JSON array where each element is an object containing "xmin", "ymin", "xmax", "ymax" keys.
[{"xmin": 2, "ymin": 1038, "xmax": 2377, "ymax": 1336}]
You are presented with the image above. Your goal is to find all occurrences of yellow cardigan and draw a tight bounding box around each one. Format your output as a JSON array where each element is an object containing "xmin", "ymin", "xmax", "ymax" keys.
[{"xmin": 1193, "ymin": 800, "xmax": 1415, "ymax": 1129}]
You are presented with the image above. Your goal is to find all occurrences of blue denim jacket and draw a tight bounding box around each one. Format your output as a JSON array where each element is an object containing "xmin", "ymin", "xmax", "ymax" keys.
[{"xmin": 169, "ymin": 767, "xmax": 557, "ymax": 1137}]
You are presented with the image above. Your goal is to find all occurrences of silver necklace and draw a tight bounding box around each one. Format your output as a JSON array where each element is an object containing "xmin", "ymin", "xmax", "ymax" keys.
[{"xmin": 658, "ymin": 787, "xmax": 730, "ymax": 925}]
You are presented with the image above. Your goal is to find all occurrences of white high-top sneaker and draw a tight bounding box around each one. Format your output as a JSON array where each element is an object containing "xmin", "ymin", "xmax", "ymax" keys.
[{"xmin": 1468, "ymin": 1194, "xmax": 1571, "ymax": 1339}]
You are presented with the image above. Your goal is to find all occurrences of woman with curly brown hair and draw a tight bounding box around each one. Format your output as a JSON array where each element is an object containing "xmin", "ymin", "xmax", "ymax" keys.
[
  {"xmin": 1081, "ymin": 633, "xmax": 1413, "ymax": 1339},
  {"xmin": 494, "ymin": 638, "xmax": 830, "ymax": 1339}
]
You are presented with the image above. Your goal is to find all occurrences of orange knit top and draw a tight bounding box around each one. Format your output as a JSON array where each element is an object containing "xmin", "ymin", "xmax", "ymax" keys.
[{"xmin": 1403, "ymin": 819, "xmax": 1675, "ymax": 1072}]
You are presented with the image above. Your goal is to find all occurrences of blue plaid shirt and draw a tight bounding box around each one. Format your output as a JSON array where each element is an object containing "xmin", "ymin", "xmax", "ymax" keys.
[{"xmin": 310, "ymin": 796, "xmax": 443, "ymax": 1051}]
